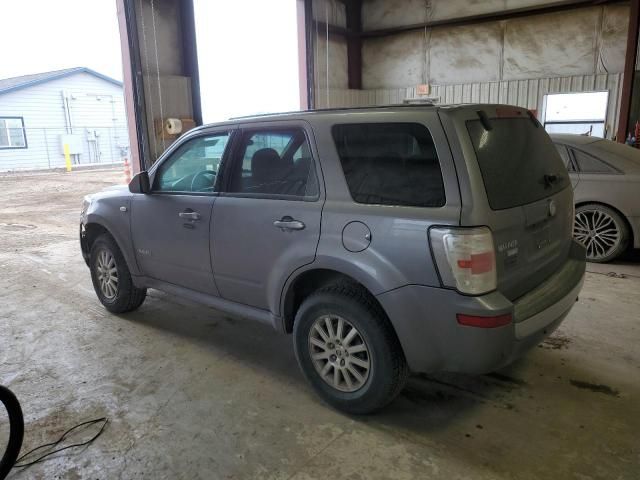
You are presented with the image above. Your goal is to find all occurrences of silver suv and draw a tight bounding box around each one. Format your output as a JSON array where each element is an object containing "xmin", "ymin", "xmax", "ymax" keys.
[{"xmin": 80, "ymin": 104, "xmax": 586, "ymax": 414}]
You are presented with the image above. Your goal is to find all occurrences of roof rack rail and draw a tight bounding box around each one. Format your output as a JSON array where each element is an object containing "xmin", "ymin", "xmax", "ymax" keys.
[
  {"xmin": 402, "ymin": 97, "xmax": 438, "ymax": 105},
  {"xmin": 229, "ymin": 103, "xmax": 438, "ymax": 120}
]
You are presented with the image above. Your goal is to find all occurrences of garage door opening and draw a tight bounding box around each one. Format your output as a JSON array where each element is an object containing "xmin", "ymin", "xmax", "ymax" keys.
[{"xmin": 543, "ymin": 91, "xmax": 609, "ymax": 138}]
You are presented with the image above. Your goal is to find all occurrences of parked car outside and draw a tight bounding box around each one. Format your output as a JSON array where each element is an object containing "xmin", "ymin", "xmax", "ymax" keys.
[
  {"xmin": 81, "ymin": 105, "xmax": 586, "ymax": 414},
  {"xmin": 550, "ymin": 134, "xmax": 640, "ymax": 262}
]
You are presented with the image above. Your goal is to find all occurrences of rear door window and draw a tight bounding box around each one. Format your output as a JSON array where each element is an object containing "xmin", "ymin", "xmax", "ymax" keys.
[
  {"xmin": 226, "ymin": 129, "xmax": 319, "ymax": 199},
  {"xmin": 332, "ymin": 123, "xmax": 445, "ymax": 207},
  {"xmin": 467, "ymin": 118, "xmax": 570, "ymax": 210}
]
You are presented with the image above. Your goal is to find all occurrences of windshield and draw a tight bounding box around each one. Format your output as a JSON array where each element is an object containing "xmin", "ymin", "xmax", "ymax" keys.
[{"xmin": 467, "ymin": 118, "xmax": 570, "ymax": 210}]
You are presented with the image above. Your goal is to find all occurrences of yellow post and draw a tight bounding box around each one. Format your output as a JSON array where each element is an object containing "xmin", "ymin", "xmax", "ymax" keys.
[{"xmin": 64, "ymin": 144, "xmax": 72, "ymax": 172}]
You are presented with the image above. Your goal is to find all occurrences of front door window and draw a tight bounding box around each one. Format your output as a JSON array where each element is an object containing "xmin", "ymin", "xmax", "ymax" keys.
[{"xmin": 154, "ymin": 133, "xmax": 230, "ymax": 193}]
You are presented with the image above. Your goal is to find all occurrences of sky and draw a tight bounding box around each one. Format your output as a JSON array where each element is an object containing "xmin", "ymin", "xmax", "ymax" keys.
[
  {"xmin": 0, "ymin": 0, "xmax": 300, "ymax": 122},
  {"xmin": 0, "ymin": 0, "xmax": 124, "ymax": 82},
  {"xmin": 194, "ymin": 0, "xmax": 300, "ymax": 121}
]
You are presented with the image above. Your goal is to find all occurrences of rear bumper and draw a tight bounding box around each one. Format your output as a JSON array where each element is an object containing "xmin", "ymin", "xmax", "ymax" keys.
[
  {"xmin": 376, "ymin": 240, "xmax": 586, "ymax": 374},
  {"xmin": 628, "ymin": 216, "xmax": 640, "ymax": 249}
]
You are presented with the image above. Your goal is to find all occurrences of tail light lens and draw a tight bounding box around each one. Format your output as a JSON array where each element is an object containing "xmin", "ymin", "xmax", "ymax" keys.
[{"xmin": 429, "ymin": 227, "xmax": 497, "ymax": 295}]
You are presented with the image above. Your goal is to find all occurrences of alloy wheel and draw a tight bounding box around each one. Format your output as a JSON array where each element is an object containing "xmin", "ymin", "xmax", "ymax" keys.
[
  {"xmin": 96, "ymin": 249, "xmax": 118, "ymax": 299},
  {"xmin": 308, "ymin": 315, "xmax": 371, "ymax": 393},
  {"xmin": 574, "ymin": 209, "xmax": 621, "ymax": 261}
]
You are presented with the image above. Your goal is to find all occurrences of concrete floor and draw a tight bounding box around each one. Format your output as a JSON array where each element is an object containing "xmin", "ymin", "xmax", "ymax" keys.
[{"xmin": 0, "ymin": 168, "xmax": 638, "ymax": 480}]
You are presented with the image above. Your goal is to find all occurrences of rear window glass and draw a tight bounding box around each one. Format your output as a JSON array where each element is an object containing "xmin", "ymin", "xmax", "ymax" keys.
[
  {"xmin": 332, "ymin": 123, "xmax": 445, "ymax": 207},
  {"xmin": 467, "ymin": 118, "xmax": 570, "ymax": 210}
]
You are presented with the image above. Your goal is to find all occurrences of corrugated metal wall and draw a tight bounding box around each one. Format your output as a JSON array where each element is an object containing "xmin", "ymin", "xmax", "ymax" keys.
[{"xmin": 315, "ymin": 72, "xmax": 623, "ymax": 138}]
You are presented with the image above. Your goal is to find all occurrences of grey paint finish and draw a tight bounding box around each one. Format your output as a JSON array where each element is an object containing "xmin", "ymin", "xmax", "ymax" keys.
[
  {"xmin": 131, "ymin": 194, "xmax": 218, "ymax": 296},
  {"xmin": 83, "ymin": 187, "xmax": 139, "ymax": 276},
  {"xmin": 211, "ymin": 195, "xmax": 323, "ymax": 312},
  {"xmin": 439, "ymin": 106, "xmax": 576, "ymax": 300},
  {"xmin": 551, "ymin": 133, "xmax": 640, "ymax": 248},
  {"xmin": 82, "ymin": 105, "xmax": 585, "ymax": 375}
]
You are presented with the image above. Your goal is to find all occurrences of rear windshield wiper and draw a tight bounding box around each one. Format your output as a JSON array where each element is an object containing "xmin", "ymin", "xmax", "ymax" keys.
[
  {"xmin": 476, "ymin": 110, "xmax": 493, "ymax": 131},
  {"xmin": 543, "ymin": 174, "xmax": 559, "ymax": 187}
]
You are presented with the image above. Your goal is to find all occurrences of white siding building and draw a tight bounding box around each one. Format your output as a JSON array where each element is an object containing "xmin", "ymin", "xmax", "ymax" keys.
[{"xmin": 0, "ymin": 67, "xmax": 129, "ymax": 171}]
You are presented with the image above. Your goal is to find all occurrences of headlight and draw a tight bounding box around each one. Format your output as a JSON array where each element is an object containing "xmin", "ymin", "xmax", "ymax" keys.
[{"xmin": 81, "ymin": 196, "xmax": 92, "ymax": 217}]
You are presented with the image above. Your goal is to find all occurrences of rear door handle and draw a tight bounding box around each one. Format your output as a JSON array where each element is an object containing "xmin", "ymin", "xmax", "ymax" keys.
[
  {"xmin": 179, "ymin": 210, "xmax": 201, "ymax": 221},
  {"xmin": 273, "ymin": 216, "xmax": 305, "ymax": 231}
]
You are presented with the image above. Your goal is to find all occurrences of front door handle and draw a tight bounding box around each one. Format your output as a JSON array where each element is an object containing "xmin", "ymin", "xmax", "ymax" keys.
[
  {"xmin": 179, "ymin": 210, "xmax": 201, "ymax": 221},
  {"xmin": 274, "ymin": 216, "xmax": 305, "ymax": 231}
]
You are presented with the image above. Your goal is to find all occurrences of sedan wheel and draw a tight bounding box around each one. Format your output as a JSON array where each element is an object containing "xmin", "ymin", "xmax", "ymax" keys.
[{"xmin": 574, "ymin": 205, "xmax": 629, "ymax": 263}]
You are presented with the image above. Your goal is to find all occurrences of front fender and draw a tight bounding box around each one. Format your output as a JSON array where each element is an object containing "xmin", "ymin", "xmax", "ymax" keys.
[{"xmin": 84, "ymin": 200, "xmax": 139, "ymax": 275}]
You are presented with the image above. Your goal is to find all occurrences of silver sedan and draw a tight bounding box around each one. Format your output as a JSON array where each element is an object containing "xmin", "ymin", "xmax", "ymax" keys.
[{"xmin": 550, "ymin": 134, "xmax": 640, "ymax": 262}]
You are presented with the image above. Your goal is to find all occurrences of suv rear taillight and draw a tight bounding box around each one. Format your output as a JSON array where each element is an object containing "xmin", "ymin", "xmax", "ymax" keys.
[{"xmin": 429, "ymin": 227, "xmax": 497, "ymax": 295}]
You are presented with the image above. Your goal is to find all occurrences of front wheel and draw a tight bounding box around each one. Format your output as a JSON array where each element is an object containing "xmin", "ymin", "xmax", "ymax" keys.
[
  {"xmin": 293, "ymin": 284, "xmax": 408, "ymax": 414},
  {"xmin": 89, "ymin": 234, "xmax": 146, "ymax": 313},
  {"xmin": 574, "ymin": 204, "xmax": 629, "ymax": 263}
]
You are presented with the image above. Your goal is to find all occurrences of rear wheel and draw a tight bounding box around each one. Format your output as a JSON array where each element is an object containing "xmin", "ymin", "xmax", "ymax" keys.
[
  {"xmin": 574, "ymin": 204, "xmax": 629, "ymax": 263},
  {"xmin": 89, "ymin": 234, "xmax": 146, "ymax": 313},
  {"xmin": 293, "ymin": 284, "xmax": 408, "ymax": 414}
]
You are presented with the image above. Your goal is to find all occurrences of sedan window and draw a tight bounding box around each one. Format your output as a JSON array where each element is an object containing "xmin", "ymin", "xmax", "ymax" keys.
[
  {"xmin": 554, "ymin": 144, "xmax": 576, "ymax": 172},
  {"xmin": 572, "ymin": 149, "xmax": 616, "ymax": 174}
]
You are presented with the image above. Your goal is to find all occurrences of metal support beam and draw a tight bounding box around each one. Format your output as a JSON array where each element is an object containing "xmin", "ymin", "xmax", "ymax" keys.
[
  {"xmin": 116, "ymin": 0, "xmax": 150, "ymax": 173},
  {"xmin": 302, "ymin": 0, "xmax": 315, "ymax": 109},
  {"xmin": 297, "ymin": 0, "xmax": 315, "ymax": 109},
  {"xmin": 345, "ymin": 0, "xmax": 362, "ymax": 89},
  {"xmin": 360, "ymin": 0, "xmax": 626, "ymax": 38},
  {"xmin": 180, "ymin": 0, "xmax": 202, "ymax": 126},
  {"xmin": 616, "ymin": 0, "xmax": 640, "ymax": 142}
]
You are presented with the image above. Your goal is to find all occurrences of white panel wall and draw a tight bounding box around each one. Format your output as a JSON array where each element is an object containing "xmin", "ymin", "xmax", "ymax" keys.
[
  {"xmin": 315, "ymin": 73, "xmax": 623, "ymax": 138},
  {"xmin": 0, "ymin": 72, "xmax": 128, "ymax": 171}
]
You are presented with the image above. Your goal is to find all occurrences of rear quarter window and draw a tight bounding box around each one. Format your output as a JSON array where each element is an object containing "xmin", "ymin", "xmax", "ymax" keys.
[
  {"xmin": 467, "ymin": 118, "xmax": 570, "ymax": 210},
  {"xmin": 572, "ymin": 149, "xmax": 617, "ymax": 174},
  {"xmin": 332, "ymin": 123, "xmax": 446, "ymax": 207}
]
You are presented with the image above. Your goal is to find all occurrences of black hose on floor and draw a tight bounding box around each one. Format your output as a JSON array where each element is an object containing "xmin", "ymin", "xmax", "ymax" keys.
[{"xmin": 0, "ymin": 385, "xmax": 24, "ymax": 480}]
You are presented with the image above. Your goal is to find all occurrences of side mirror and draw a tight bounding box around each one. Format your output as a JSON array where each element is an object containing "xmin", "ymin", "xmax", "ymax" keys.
[{"xmin": 129, "ymin": 171, "xmax": 150, "ymax": 194}]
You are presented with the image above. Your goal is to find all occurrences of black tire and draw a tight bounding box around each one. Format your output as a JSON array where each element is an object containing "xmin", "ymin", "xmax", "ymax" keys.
[
  {"xmin": 293, "ymin": 283, "xmax": 408, "ymax": 414},
  {"xmin": 574, "ymin": 204, "xmax": 630, "ymax": 263},
  {"xmin": 89, "ymin": 233, "xmax": 146, "ymax": 313},
  {"xmin": 0, "ymin": 385, "xmax": 24, "ymax": 479}
]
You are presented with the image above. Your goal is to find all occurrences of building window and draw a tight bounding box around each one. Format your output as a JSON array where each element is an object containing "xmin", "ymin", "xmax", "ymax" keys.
[
  {"xmin": 0, "ymin": 117, "xmax": 27, "ymax": 149},
  {"xmin": 542, "ymin": 92, "xmax": 608, "ymax": 138}
]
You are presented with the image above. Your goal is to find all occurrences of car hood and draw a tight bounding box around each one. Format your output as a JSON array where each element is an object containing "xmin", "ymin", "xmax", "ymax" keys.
[
  {"xmin": 84, "ymin": 184, "xmax": 129, "ymax": 203},
  {"xmin": 101, "ymin": 184, "xmax": 129, "ymax": 193}
]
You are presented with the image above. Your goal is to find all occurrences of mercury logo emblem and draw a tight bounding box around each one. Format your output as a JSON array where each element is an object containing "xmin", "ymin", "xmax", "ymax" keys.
[{"xmin": 548, "ymin": 200, "xmax": 557, "ymax": 217}]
